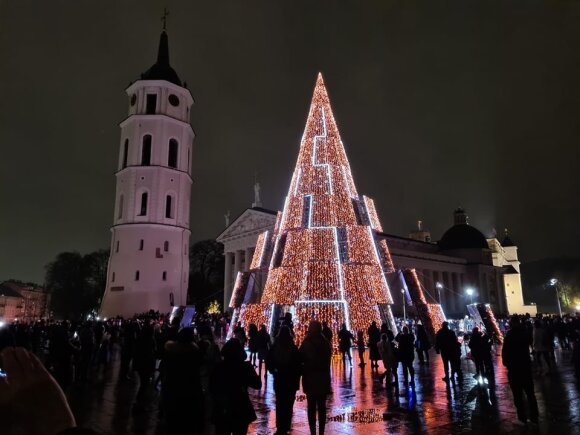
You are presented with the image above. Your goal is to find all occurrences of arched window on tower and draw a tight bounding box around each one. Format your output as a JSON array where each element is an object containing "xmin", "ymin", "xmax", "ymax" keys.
[
  {"xmin": 165, "ymin": 195, "xmax": 174, "ymax": 219},
  {"xmin": 168, "ymin": 139, "xmax": 178, "ymax": 168},
  {"xmin": 122, "ymin": 139, "xmax": 129, "ymax": 169},
  {"xmin": 138, "ymin": 192, "xmax": 148, "ymax": 216},
  {"xmin": 117, "ymin": 195, "xmax": 124, "ymax": 220},
  {"xmin": 141, "ymin": 135, "xmax": 152, "ymax": 165},
  {"xmin": 164, "ymin": 241, "xmax": 169, "ymax": 252}
]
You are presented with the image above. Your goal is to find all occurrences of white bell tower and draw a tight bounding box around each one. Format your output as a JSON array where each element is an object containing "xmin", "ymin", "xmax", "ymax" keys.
[{"xmin": 100, "ymin": 29, "xmax": 194, "ymax": 318}]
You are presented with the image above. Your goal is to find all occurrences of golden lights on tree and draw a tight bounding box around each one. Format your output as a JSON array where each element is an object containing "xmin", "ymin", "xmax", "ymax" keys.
[{"xmin": 230, "ymin": 73, "xmax": 397, "ymax": 346}]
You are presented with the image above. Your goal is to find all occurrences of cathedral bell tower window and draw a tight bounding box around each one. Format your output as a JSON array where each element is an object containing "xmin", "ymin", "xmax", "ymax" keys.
[
  {"xmin": 139, "ymin": 192, "xmax": 148, "ymax": 216},
  {"xmin": 165, "ymin": 195, "xmax": 174, "ymax": 219},
  {"xmin": 141, "ymin": 135, "xmax": 152, "ymax": 165},
  {"xmin": 117, "ymin": 195, "xmax": 124, "ymax": 220},
  {"xmin": 146, "ymin": 94, "xmax": 157, "ymax": 114},
  {"xmin": 168, "ymin": 139, "xmax": 178, "ymax": 168},
  {"xmin": 122, "ymin": 140, "xmax": 129, "ymax": 169}
]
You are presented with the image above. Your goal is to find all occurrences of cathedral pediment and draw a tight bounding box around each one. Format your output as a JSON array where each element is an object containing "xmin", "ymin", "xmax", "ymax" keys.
[{"xmin": 217, "ymin": 207, "xmax": 277, "ymax": 243}]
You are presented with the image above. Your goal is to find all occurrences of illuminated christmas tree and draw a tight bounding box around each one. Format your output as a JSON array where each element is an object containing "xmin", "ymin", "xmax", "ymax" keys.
[{"xmin": 230, "ymin": 73, "xmax": 397, "ymax": 346}]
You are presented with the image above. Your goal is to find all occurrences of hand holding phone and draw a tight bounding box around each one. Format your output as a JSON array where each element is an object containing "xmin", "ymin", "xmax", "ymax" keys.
[{"xmin": 0, "ymin": 348, "xmax": 76, "ymax": 435}]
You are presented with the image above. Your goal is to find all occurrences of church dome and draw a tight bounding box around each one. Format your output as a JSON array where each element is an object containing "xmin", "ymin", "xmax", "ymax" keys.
[{"xmin": 439, "ymin": 224, "xmax": 489, "ymax": 250}]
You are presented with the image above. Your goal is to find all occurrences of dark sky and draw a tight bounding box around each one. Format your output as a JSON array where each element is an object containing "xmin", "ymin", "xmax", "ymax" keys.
[{"xmin": 1, "ymin": 1, "xmax": 579, "ymax": 284}]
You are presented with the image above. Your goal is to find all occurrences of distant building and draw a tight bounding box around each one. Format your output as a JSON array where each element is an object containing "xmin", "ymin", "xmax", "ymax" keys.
[
  {"xmin": 0, "ymin": 281, "xmax": 50, "ymax": 322},
  {"xmin": 218, "ymin": 206, "xmax": 536, "ymax": 317},
  {"xmin": 100, "ymin": 28, "xmax": 194, "ymax": 317}
]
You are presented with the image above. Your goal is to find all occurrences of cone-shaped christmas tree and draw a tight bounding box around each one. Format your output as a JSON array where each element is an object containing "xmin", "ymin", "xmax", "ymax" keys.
[{"xmin": 230, "ymin": 73, "xmax": 397, "ymax": 345}]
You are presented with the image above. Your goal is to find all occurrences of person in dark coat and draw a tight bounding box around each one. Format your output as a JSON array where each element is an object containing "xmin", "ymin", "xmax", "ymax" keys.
[
  {"xmin": 356, "ymin": 330, "xmax": 366, "ymax": 367},
  {"xmin": 48, "ymin": 323, "xmax": 78, "ymax": 391},
  {"xmin": 396, "ymin": 326, "xmax": 415, "ymax": 387},
  {"xmin": 435, "ymin": 321, "xmax": 462, "ymax": 384},
  {"xmin": 321, "ymin": 322, "xmax": 333, "ymax": 345},
  {"xmin": 247, "ymin": 323, "xmax": 259, "ymax": 367},
  {"xmin": 337, "ymin": 324, "xmax": 354, "ymax": 365},
  {"xmin": 415, "ymin": 324, "xmax": 431, "ymax": 364},
  {"xmin": 120, "ymin": 320, "xmax": 138, "ymax": 380},
  {"xmin": 299, "ymin": 320, "xmax": 332, "ymax": 435},
  {"xmin": 161, "ymin": 327, "xmax": 204, "ymax": 435},
  {"xmin": 468, "ymin": 327, "xmax": 489, "ymax": 378},
  {"xmin": 266, "ymin": 326, "xmax": 301, "ymax": 435},
  {"xmin": 256, "ymin": 324, "xmax": 271, "ymax": 378},
  {"xmin": 132, "ymin": 323, "xmax": 156, "ymax": 412},
  {"xmin": 502, "ymin": 316, "xmax": 539, "ymax": 424},
  {"xmin": 367, "ymin": 321, "xmax": 381, "ymax": 368},
  {"xmin": 210, "ymin": 338, "xmax": 261, "ymax": 435}
]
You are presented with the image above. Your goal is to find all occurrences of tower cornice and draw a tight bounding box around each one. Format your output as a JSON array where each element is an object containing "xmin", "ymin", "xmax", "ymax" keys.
[
  {"xmin": 115, "ymin": 165, "xmax": 193, "ymax": 183},
  {"xmin": 126, "ymin": 80, "xmax": 194, "ymax": 105},
  {"xmin": 119, "ymin": 114, "xmax": 195, "ymax": 132}
]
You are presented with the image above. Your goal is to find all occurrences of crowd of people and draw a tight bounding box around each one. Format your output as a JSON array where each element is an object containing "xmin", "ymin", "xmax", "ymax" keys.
[{"xmin": 0, "ymin": 310, "xmax": 579, "ymax": 434}]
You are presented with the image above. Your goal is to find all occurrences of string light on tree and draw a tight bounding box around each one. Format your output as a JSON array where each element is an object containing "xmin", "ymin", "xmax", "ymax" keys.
[{"xmin": 229, "ymin": 73, "xmax": 398, "ymax": 348}]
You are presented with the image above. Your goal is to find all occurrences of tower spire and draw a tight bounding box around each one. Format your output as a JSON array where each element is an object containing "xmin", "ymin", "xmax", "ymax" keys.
[{"xmin": 161, "ymin": 7, "xmax": 169, "ymax": 31}]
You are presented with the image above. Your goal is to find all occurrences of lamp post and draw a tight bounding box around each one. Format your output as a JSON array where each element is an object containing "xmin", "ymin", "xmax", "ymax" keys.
[
  {"xmin": 436, "ymin": 282, "xmax": 443, "ymax": 305},
  {"xmin": 466, "ymin": 287, "xmax": 474, "ymax": 305},
  {"xmin": 401, "ymin": 288, "xmax": 406, "ymax": 325},
  {"xmin": 549, "ymin": 278, "xmax": 563, "ymax": 317}
]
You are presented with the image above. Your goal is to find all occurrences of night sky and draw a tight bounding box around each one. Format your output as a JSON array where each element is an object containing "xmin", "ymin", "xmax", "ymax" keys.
[{"xmin": 1, "ymin": 1, "xmax": 579, "ymax": 284}]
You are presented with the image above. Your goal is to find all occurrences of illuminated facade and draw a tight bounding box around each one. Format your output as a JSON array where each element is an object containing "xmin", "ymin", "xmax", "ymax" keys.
[{"xmin": 229, "ymin": 74, "xmax": 397, "ymax": 345}]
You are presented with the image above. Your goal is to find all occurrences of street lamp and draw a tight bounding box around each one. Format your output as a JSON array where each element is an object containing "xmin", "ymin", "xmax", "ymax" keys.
[
  {"xmin": 549, "ymin": 278, "xmax": 563, "ymax": 317},
  {"xmin": 401, "ymin": 288, "xmax": 406, "ymax": 325},
  {"xmin": 436, "ymin": 282, "xmax": 443, "ymax": 304},
  {"xmin": 466, "ymin": 287, "xmax": 474, "ymax": 305}
]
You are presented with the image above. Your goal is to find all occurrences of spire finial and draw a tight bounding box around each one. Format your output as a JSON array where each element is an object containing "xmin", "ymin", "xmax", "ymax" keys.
[{"xmin": 161, "ymin": 8, "xmax": 169, "ymax": 31}]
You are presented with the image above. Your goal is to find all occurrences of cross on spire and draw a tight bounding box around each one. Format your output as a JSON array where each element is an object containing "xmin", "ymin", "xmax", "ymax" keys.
[{"xmin": 161, "ymin": 8, "xmax": 169, "ymax": 31}]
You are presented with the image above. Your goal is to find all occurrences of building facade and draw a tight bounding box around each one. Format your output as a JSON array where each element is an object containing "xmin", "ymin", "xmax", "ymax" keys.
[
  {"xmin": 216, "ymin": 206, "xmax": 277, "ymax": 309},
  {"xmin": 0, "ymin": 281, "xmax": 49, "ymax": 322},
  {"xmin": 218, "ymin": 207, "xmax": 536, "ymax": 317},
  {"xmin": 100, "ymin": 30, "xmax": 194, "ymax": 317}
]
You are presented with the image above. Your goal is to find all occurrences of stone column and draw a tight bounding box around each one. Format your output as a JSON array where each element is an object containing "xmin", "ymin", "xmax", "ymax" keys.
[
  {"xmin": 234, "ymin": 250, "xmax": 243, "ymax": 285},
  {"xmin": 224, "ymin": 252, "xmax": 234, "ymax": 309},
  {"xmin": 245, "ymin": 247, "xmax": 254, "ymax": 271}
]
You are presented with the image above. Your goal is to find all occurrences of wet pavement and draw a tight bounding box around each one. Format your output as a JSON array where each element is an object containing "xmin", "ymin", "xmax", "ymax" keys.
[{"xmin": 68, "ymin": 345, "xmax": 580, "ymax": 434}]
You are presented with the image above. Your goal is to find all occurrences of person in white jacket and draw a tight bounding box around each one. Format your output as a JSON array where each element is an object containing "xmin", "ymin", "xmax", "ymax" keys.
[
  {"xmin": 532, "ymin": 319, "xmax": 552, "ymax": 374},
  {"xmin": 378, "ymin": 331, "xmax": 399, "ymax": 392}
]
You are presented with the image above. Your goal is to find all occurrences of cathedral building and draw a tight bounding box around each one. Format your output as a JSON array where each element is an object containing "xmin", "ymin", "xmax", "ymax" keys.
[
  {"xmin": 220, "ymin": 205, "xmax": 536, "ymax": 317},
  {"xmin": 100, "ymin": 29, "xmax": 193, "ymax": 317}
]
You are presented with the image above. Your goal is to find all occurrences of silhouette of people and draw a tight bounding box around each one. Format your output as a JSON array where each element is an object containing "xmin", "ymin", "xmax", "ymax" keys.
[
  {"xmin": 300, "ymin": 321, "xmax": 332, "ymax": 435},
  {"xmin": 378, "ymin": 331, "xmax": 399, "ymax": 393},
  {"xmin": 248, "ymin": 323, "xmax": 259, "ymax": 367},
  {"xmin": 161, "ymin": 327, "xmax": 204, "ymax": 434},
  {"xmin": 338, "ymin": 324, "xmax": 354, "ymax": 365},
  {"xmin": 210, "ymin": 338, "xmax": 261, "ymax": 434},
  {"xmin": 367, "ymin": 321, "xmax": 381, "ymax": 369},
  {"xmin": 396, "ymin": 326, "xmax": 415, "ymax": 387},
  {"xmin": 415, "ymin": 324, "xmax": 431, "ymax": 364},
  {"xmin": 266, "ymin": 326, "xmax": 301, "ymax": 435},
  {"xmin": 502, "ymin": 316, "xmax": 539, "ymax": 424},
  {"xmin": 256, "ymin": 324, "xmax": 271, "ymax": 378},
  {"xmin": 132, "ymin": 322, "xmax": 156, "ymax": 412},
  {"xmin": 435, "ymin": 321, "xmax": 462, "ymax": 384},
  {"xmin": 321, "ymin": 321, "xmax": 333, "ymax": 345},
  {"xmin": 533, "ymin": 319, "xmax": 552, "ymax": 374},
  {"xmin": 356, "ymin": 330, "xmax": 366, "ymax": 367}
]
